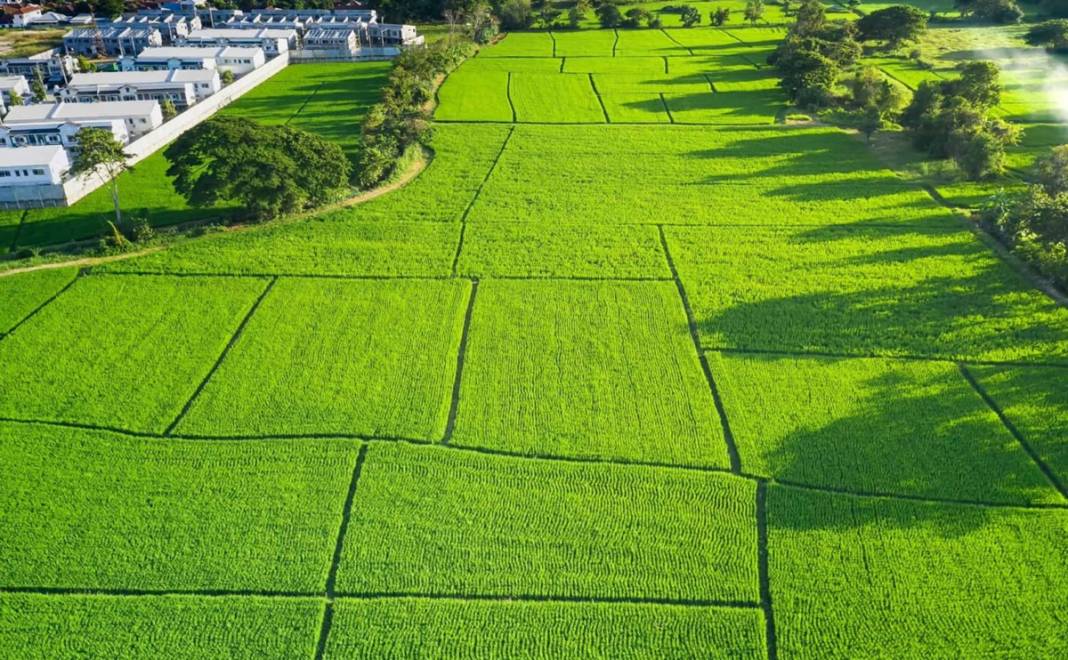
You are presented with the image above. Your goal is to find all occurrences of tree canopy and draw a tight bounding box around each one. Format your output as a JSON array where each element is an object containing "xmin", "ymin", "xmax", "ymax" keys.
[
  {"xmin": 165, "ymin": 117, "xmax": 351, "ymax": 221},
  {"xmin": 856, "ymin": 6, "xmax": 928, "ymax": 46}
]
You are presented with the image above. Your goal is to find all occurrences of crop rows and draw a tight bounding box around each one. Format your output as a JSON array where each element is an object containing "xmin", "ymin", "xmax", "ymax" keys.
[
  {"xmin": 173, "ymin": 278, "xmax": 471, "ymax": 439},
  {"xmin": 0, "ymin": 274, "xmax": 269, "ymax": 433},
  {"xmin": 768, "ymin": 486, "xmax": 1068, "ymax": 658},
  {"xmin": 335, "ymin": 442, "xmax": 759, "ymax": 600},
  {"xmin": 707, "ymin": 353, "xmax": 1063, "ymax": 504}
]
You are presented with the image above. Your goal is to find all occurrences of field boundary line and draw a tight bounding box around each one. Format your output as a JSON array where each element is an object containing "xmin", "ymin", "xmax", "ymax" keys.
[
  {"xmin": 612, "ymin": 29, "xmax": 619, "ymax": 57},
  {"xmin": 703, "ymin": 74, "xmax": 718, "ymax": 93},
  {"xmin": 756, "ymin": 482, "xmax": 779, "ymax": 660},
  {"xmin": 662, "ymin": 56, "xmax": 669, "ymax": 74},
  {"xmin": 442, "ymin": 279, "xmax": 478, "ymax": 444},
  {"xmin": 0, "ymin": 586, "xmax": 761, "ymax": 610},
  {"xmin": 658, "ymin": 225, "xmax": 742, "ymax": 473},
  {"xmin": 315, "ymin": 444, "xmax": 370, "ymax": 659},
  {"xmin": 452, "ymin": 126, "xmax": 515, "ymax": 275},
  {"xmin": 0, "ymin": 267, "xmax": 82, "ymax": 339},
  {"xmin": 162, "ymin": 276, "xmax": 277, "ymax": 436},
  {"xmin": 285, "ymin": 82, "xmax": 325, "ymax": 125},
  {"xmin": 660, "ymin": 93, "xmax": 675, "ymax": 124},
  {"xmin": 705, "ymin": 346, "xmax": 1068, "ymax": 371},
  {"xmin": 558, "ymin": 56, "xmax": 565, "ymax": 73},
  {"xmin": 7, "ymin": 209, "xmax": 27, "ymax": 253},
  {"xmin": 549, "ymin": 31, "xmax": 557, "ymax": 58},
  {"xmin": 660, "ymin": 29, "xmax": 693, "ymax": 56},
  {"xmin": 506, "ymin": 71, "xmax": 517, "ymax": 122},
  {"xmin": 588, "ymin": 73, "xmax": 610, "ymax": 123},
  {"xmin": 958, "ymin": 363, "xmax": 1068, "ymax": 501},
  {"xmin": 3, "ymin": 415, "xmax": 1065, "ymax": 511}
]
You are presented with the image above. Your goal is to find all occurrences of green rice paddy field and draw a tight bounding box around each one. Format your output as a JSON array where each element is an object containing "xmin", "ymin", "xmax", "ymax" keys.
[{"xmin": 2, "ymin": 24, "xmax": 1068, "ymax": 658}]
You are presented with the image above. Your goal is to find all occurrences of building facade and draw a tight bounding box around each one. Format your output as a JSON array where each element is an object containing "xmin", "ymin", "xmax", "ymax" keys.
[
  {"xmin": 63, "ymin": 25, "xmax": 164, "ymax": 57},
  {"xmin": 58, "ymin": 69, "xmax": 220, "ymax": 107},
  {"xmin": 182, "ymin": 27, "xmax": 296, "ymax": 56},
  {"xmin": 121, "ymin": 46, "xmax": 265, "ymax": 75}
]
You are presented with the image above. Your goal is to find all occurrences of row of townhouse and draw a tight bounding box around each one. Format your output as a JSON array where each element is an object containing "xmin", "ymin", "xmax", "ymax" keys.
[
  {"xmin": 64, "ymin": 22, "xmax": 294, "ymax": 59},
  {"xmin": 57, "ymin": 69, "xmax": 221, "ymax": 108},
  {"xmin": 119, "ymin": 45, "xmax": 267, "ymax": 76}
]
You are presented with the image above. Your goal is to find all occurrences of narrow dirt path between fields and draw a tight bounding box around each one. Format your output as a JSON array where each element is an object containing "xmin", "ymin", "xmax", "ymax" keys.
[{"xmin": 0, "ymin": 149, "xmax": 430, "ymax": 280}]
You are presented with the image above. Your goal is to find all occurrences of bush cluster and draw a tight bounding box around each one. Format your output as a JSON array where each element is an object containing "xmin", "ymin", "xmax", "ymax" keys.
[{"xmin": 358, "ymin": 38, "xmax": 476, "ymax": 188}]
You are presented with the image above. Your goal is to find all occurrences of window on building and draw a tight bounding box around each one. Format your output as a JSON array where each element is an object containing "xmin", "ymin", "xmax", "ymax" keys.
[{"xmin": 32, "ymin": 168, "xmax": 44, "ymax": 175}]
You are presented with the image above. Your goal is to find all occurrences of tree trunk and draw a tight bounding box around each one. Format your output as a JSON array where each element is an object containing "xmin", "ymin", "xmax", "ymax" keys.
[{"xmin": 110, "ymin": 179, "xmax": 121, "ymax": 227}]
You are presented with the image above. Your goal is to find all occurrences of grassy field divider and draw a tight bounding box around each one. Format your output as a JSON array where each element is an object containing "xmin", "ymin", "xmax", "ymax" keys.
[
  {"xmin": 285, "ymin": 82, "xmax": 326, "ymax": 125},
  {"xmin": 658, "ymin": 226, "xmax": 742, "ymax": 473},
  {"xmin": 7, "ymin": 209, "xmax": 27, "ymax": 253},
  {"xmin": 4, "ymin": 413, "xmax": 1066, "ymax": 512},
  {"xmin": 316, "ymin": 443, "xmax": 370, "ymax": 660},
  {"xmin": 958, "ymin": 363, "xmax": 1068, "ymax": 501},
  {"xmin": 588, "ymin": 74, "xmax": 611, "ymax": 123},
  {"xmin": 163, "ymin": 276, "xmax": 277, "ymax": 435},
  {"xmin": 0, "ymin": 268, "xmax": 82, "ymax": 340},
  {"xmin": 442, "ymin": 279, "xmax": 479, "ymax": 444},
  {"xmin": 506, "ymin": 72, "xmax": 517, "ymax": 122},
  {"xmin": 452, "ymin": 126, "xmax": 515, "ymax": 275},
  {"xmin": 549, "ymin": 31, "xmax": 557, "ymax": 58},
  {"xmin": 660, "ymin": 93, "xmax": 675, "ymax": 123},
  {"xmin": 662, "ymin": 56, "xmax": 669, "ymax": 74},
  {"xmin": 705, "ymin": 345, "xmax": 1068, "ymax": 371},
  {"xmin": 756, "ymin": 482, "xmax": 779, "ymax": 660},
  {"xmin": 660, "ymin": 29, "xmax": 694, "ymax": 56},
  {"xmin": 612, "ymin": 29, "xmax": 619, "ymax": 57}
]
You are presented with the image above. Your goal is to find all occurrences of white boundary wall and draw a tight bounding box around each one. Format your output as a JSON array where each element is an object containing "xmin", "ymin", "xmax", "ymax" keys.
[{"xmin": 53, "ymin": 52, "xmax": 291, "ymax": 207}]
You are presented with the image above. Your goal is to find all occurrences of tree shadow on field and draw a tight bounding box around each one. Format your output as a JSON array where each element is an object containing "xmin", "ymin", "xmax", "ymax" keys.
[{"xmin": 687, "ymin": 231, "xmax": 1068, "ymax": 533}]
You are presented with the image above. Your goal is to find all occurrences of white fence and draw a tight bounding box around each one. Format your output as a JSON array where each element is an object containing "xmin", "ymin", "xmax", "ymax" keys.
[{"xmin": 2, "ymin": 52, "xmax": 292, "ymax": 209}]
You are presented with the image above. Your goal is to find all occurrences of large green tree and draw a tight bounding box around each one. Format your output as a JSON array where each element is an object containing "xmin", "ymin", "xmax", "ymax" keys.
[
  {"xmin": 71, "ymin": 127, "xmax": 130, "ymax": 228},
  {"xmin": 856, "ymin": 6, "xmax": 928, "ymax": 47},
  {"xmin": 165, "ymin": 117, "xmax": 351, "ymax": 221}
]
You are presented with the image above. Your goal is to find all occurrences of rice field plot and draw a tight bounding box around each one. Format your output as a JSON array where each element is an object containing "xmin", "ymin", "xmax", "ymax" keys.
[
  {"xmin": 866, "ymin": 56, "xmax": 950, "ymax": 91},
  {"xmin": 510, "ymin": 72, "xmax": 606, "ymax": 122},
  {"xmin": 0, "ymin": 266, "xmax": 76, "ymax": 333},
  {"xmin": 174, "ymin": 278, "xmax": 470, "ymax": 439},
  {"xmin": 450, "ymin": 280, "xmax": 728, "ymax": 467},
  {"xmin": 614, "ymin": 28, "xmax": 690, "ymax": 56},
  {"xmin": 664, "ymin": 88, "xmax": 782, "ymax": 124},
  {"xmin": 666, "ymin": 225, "xmax": 1068, "ymax": 363},
  {"xmin": 0, "ymin": 274, "xmax": 267, "ymax": 433},
  {"xmin": 466, "ymin": 124, "xmax": 959, "ymax": 228},
  {"xmin": 325, "ymin": 599, "xmax": 767, "ymax": 658},
  {"xmin": 435, "ymin": 67, "xmax": 512, "ymax": 121},
  {"xmin": 0, "ymin": 594, "xmax": 323, "ymax": 659},
  {"xmin": 708, "ymin": 353, "xmax": 1063, "ymax": 504},
  {"xmin": 602, "ymin": 93, "xmax": 673, "ymax": 122},
  {"xmin": 479, "ymin": 31, "xmax": 554, "ymax": 57},
  {"xmin": 551, "ymin": 29, "xmax": 617, "ymax": 56},
  {"xmin": 666, "ymin": 26, "xmax": 752, "ymax": 52},
  {"xmin": 0, "ymin": 423, "xmax": 357, "ymax": 591},
  {"xmin": 768, "ymin": 486, "xmax": 1068, "ymax": 658},
  {"xmin": 562, "ymin": 56, "xmax": 666, "ymax": 75},
  {"xmin": 97, "ymin": 220, "xmax": 460, "ymax": 277},
  {"xmin": 457, "ymin": 222, "xmax": 669, "ymax": 277},
  {"xmin": 335, "ymin": 442, "xmax": 759, "ymax": 600},
  {"xmin": 970, "ymin": 365, "xmax": 1068, "ymax": 487}
]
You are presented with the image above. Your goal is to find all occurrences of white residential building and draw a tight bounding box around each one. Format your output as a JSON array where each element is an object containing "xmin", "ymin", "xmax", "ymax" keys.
[
  {"xmin": 58, "ymin": 69, "xmax": 220, "ymax": 107},
  {"xmin": 109, "ymin": 14, "xmax": 202, "ymax": 43},
  {"xmin": 0, "ymin": 49, "xmax": 77, "ymax": 85},
  {"xmin": 0, "ymin": 75, "xmax": 31, "ymax": 114},
  {"xmin": 63, "ymin": 25, "xmax": 164, "ymax": 57},
  {"xmin": 121, "ymin": 46, "xmax": 265, "ymax": 75},
  {"xmin": 301, "ymin": 29, "xmax": 357, "ymax": 58},
  {"xmin": 3, "ymin": 100, "xmax": 162, "ymax": 140},
  {"xmin": 0, "ymin": 145, "xmax": 69, "ymax": 186},
  {"xmin": 0, "ymin": 117, "xmax": 127, "ymax": 150},
  {"xmin": 182, "ymin": 27, "xmax": 296, "ymax": 56},
  {"xmin": 3, "ymin": 4, "xmax": 42, "ymax": 28}
]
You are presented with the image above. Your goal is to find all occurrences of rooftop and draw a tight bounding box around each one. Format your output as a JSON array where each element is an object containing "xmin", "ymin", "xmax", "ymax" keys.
[
  {"xmin": 5, "ymin": 101, "xmax": 159, "ymax": 123},
  {"xmin": 67, "ymin": 69, "xmax": 216, "ymax": 87},
  {"xmin": 0, "ymin": 145, "xmax": 65, "ymax": 167},
  {"xmin": 187, "ymin": 28, "xmax": 297, "ymax": 39},
  {"xmin": 132, "ymin": 46, "xmax": 262, "ymax": 60}
]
